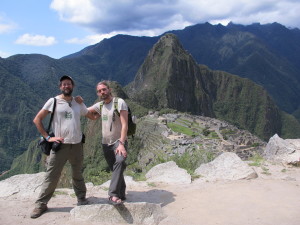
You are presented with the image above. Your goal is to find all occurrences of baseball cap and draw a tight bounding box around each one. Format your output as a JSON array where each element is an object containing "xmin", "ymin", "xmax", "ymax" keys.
[{"xmin": 60, "ymin": 75, "xmax": 74, "ymax": 85}]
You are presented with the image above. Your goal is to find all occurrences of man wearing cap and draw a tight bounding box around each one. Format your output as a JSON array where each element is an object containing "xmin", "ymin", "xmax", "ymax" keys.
[{"xmin": 30, "ymin": 75, "xmax": 91, "ymax": 219}]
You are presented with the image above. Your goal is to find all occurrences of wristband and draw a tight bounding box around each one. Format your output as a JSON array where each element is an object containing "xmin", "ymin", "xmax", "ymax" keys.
[
  {"xmin": 45, "ymin": 136, "xmax": 51, "ymax": 141},
  {"xmin": 119, "ymin": 140, "xmax": 125, "ymax": 145}
]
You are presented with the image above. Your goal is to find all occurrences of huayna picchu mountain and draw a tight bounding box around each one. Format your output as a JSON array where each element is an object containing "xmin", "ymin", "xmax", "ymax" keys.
[{"xmin": 127, "ymin": 33, "xmax": 300, "ymax": 140}]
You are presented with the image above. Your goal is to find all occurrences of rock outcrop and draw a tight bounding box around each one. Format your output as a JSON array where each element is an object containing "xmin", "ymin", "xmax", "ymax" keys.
[
  {"xmin": 264, "ymin": 134, "xmax": 300, "ymax": 165},
  {"xmin": 145, "ymin": 161, "xmax": 192, "ymax": 184},
  {"xmin": 194, "ymin": 152, "xmax": 258, "ymax": 181},
  {"xmin": 0, "ymin": 172, "xmax": 45, "ymax": 198}
]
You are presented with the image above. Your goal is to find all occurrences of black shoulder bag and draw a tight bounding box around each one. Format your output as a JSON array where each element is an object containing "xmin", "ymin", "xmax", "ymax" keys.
[{"xmin": 38, "ymin": 98, "xmax": 56, "ymax": 155}]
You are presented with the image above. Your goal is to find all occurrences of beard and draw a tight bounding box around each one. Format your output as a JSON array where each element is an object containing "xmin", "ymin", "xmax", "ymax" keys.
[
  {"xmin": 100, "ymin": 93, "xmax": 110, "ymax": 100},
  {"xmin": 61, "ymin": 88, "xmax": 73, "ymax": 96}
]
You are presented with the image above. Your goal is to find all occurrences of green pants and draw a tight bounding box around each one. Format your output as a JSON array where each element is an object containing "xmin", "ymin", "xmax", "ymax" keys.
[{"xmin": 35, "ymin": 143, "xmax": 86, "ymax": 208}]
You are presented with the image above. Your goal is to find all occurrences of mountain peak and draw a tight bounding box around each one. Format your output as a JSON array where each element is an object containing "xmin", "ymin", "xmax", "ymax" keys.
[
  {"xmin": 128, "ymin": 33, "xmax": 214, "ymax": 115},
  {"xmin": 131, "ymin": 33, "xmax": 188, "ymax": 91},
  {"xmin": 155, "ymin": 33, "xmax": 180, "ymax": 47}
]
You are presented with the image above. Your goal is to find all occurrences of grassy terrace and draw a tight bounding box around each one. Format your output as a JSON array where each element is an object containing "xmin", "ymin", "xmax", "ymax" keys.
[
  {"xmin": 167, "ymin": 122, "xmax": 196, "ymax": 136},
  {"xmin": 167, "ymin": 118, "xmax": 220, "ymax": 139}
]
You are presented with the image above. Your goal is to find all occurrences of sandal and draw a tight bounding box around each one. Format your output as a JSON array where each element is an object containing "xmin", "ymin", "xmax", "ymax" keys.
[{"xmin": 108, "ymin": 196, "xmax": 123, "ymax": 205}]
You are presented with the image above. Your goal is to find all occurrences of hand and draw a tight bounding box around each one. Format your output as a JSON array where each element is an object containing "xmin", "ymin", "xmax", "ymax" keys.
[
  {"xmin": 75, "ymin": 95, "xmax": 84, "ymax": 104},
  {"xmin": 116, "ymin": 144, "xmax": 127, "ymax": 158},
  {"xmin": 48, "ymin": 136, "xmax": 64, "ymax": 143}
]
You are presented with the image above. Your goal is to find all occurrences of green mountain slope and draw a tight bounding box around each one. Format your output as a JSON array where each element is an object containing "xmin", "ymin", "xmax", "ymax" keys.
[{"xmin": 127, "ymin": 33, "xmax": 300, "ymax": 140}]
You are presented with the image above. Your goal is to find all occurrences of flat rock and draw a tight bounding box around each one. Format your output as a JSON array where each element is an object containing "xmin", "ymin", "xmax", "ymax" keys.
[{"xmin": 70, "ymin": 202, "xmax": 165, "ymax": 225}]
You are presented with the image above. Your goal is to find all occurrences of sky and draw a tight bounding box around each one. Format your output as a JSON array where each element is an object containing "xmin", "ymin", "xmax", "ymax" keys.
[{"xmin": 1, "ymin": 0, "xmax": 300, "ymax": 59}]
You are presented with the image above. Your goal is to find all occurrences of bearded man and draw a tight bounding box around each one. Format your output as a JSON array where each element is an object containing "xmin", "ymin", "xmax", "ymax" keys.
[
  {"xmin": 84, "ymin": 80, "xmax": 129, "ymax": 205},
  {"xmin": 30, "ymin": 75, "xmax": 91, "ymax": 218}
]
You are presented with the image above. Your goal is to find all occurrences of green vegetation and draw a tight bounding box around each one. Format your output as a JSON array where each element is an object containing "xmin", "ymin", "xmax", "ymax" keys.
[
  {"xmin": 251, "ymin": 143, "xmax": 260, "ymax": 147},
  {"xmin": 147, "ymin": 182, "xmax": 156, "ymax": 187},
  {"xmin": 280, "ymin": 111, "xmax": 300, "ymax": 139},
  {"xmin": 85, "ymin": 170, "xmax": 111, "ymax": 186},
  {"xmin": 170, "ymin": 149, "xmax": 215, "ymax": 175},
  {"xmin": 248, "ymin": 154, "xmax": 265, "ymax": 167},
  {"xmin": 261, "ymin": 166, "xmax": 271, "ymax": 175},
  {"xmin": 159, "ymin": 108, "xmax": 178, "ymax": 115},
  {"xmin": 167, "ymin": 122, "xmax": 196, "ymax": 136}
]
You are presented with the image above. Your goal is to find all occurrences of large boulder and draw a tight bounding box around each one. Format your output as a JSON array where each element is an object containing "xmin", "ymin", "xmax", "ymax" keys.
[
  {"xmin": 194, "ymin": 152, "xmax": 257, "ymax": 181},
  {"xmin": 145, "ymin": 161, "xmax": 191, "ymax": 184},
  {"xmin": 264, "ymin": 134, "xmax": 300, "ymax": 164},
  {"xmin": 0, "ymin": 172, "xmax": 45, "ymax": 198}
]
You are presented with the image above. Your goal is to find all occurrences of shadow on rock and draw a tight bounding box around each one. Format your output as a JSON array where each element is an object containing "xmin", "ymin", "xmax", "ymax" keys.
[
  {"xmin": 48, "ymin": 206, "xmax": 73, "ymax": 213},
  {"xmin": 114, "ymin": 204, "xmax": 134, "ymax": 224},
  {"xmin": 125, "ymin": 189, "xmax": 175, "ymax": 207}
]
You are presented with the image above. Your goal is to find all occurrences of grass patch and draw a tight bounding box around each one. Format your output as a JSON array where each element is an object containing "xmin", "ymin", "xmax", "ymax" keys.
[
  {"xmin": 167, "ymin": 122, "xmax": 195, "ymax": 136},
  {"xmin": 191, "ymin": 173, "xmax": 201, "ymax": 181},
  {"xmin": 248, "ymin": 154, "xmax": 264, "ymax": 167},
  {"xmin": 85, "ymin": 170, "xmax": 111, "ymax": 186},
  {"xmin": 147, "ymin": 182, "xmax": 156, "ymax": 187},
  {"xmin": 170, "ymin": 149, "xmax": 215, "ymax": 174},
  {"xmin": 251, "ymin": 143, "xmax": 260, "ymax": 147},
  {"xmin": 261, "ymin": 166, "xmax": 271, "ymax": 175},
  {"xmin": 125, "ymin": 170, "xmax": 146, "ymax": 181},
  {"xmin": 208, "ymin": 131, "xmax": 220, "ymax": 139}
]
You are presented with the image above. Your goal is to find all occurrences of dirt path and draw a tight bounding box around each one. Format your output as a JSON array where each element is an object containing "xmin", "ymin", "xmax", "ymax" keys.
[{"xmin": 0, "ymin": 164, "xmax": 299, "ymax": 225}]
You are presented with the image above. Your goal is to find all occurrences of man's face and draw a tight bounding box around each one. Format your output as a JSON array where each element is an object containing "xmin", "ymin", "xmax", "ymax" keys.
[
  {"xmin": 97, "ymin": 84, "xmax": 111, "ymax": 100},
  {"xmin": 60, "ymin": 79, "xmax": 73, "ymax": 96}
]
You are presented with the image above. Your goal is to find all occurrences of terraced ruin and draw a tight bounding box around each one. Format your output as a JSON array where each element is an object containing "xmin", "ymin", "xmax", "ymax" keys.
[{"xmin": 135, "ymin": 112, "xmax": 266, "ymax": 171}]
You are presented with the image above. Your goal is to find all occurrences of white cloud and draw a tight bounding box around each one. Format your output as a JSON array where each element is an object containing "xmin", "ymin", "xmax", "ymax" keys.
[
  {"xmin": 50, "ymin": 0, "xmax": 300, "ymax": 37},
  {"xmin": 50, "ymin": 0, "xmax": 97, "ymax": 24},
  {"xmin": 0, "ymin": 23, "xmax": 15, "ymax": 33},
  {"xmin": 0, "ymin": 16, "xmax": 17, "ymax": 33},
  {"xmin": 65, "ymin": 33, "xmax": 113, "ymax": 45},
  {"xmin": 15, "ymin": 34, "xmax": 57, "ymax": 46}
]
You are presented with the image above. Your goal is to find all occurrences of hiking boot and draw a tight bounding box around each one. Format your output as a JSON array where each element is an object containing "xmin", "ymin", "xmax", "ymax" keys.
[
  {"xmin": 30, "ymin": 205, "xmax": 48, "ymax": 219},
  {"xmin": 77, "ymin": 197, "xmax": 89, "ymax": 206}
]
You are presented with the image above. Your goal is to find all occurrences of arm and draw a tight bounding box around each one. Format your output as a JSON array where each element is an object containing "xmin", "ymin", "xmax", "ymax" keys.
[
  {"xmin": 33, "ymin": 109, "xmax": 63, "ymax": 143},
  {"xmin": 115, "ymin": 110, "xmax": 128, "ymax": 157},
  {"xmin": 75, "ymin": 96, "xmax": 100, "ymax": 120},
  {"xmin": 119, "ymin": 110, "xmax": 128, "ymax": 143},
  {"xmin": 85, "ymin": 106, "xmax": 101, "ymax": 120},
  {"xmin": 33, "ymin": 109, "xmax": 50, "ymax": 138}
]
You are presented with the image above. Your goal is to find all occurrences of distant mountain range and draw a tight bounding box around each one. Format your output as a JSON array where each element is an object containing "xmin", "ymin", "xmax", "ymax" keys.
[
  {"xmin": 65, "ymin": 22, "xmax": 300, "ymax": 115},
  {"xmin": 0, "ymin": 22, "xmax": 300, "ymax": 176}
]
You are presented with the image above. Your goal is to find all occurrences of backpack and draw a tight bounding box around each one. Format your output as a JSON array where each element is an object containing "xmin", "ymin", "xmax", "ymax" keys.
[{"xmin": 99, "ymin": 97, "xmax": 136, "ymax": 137}]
